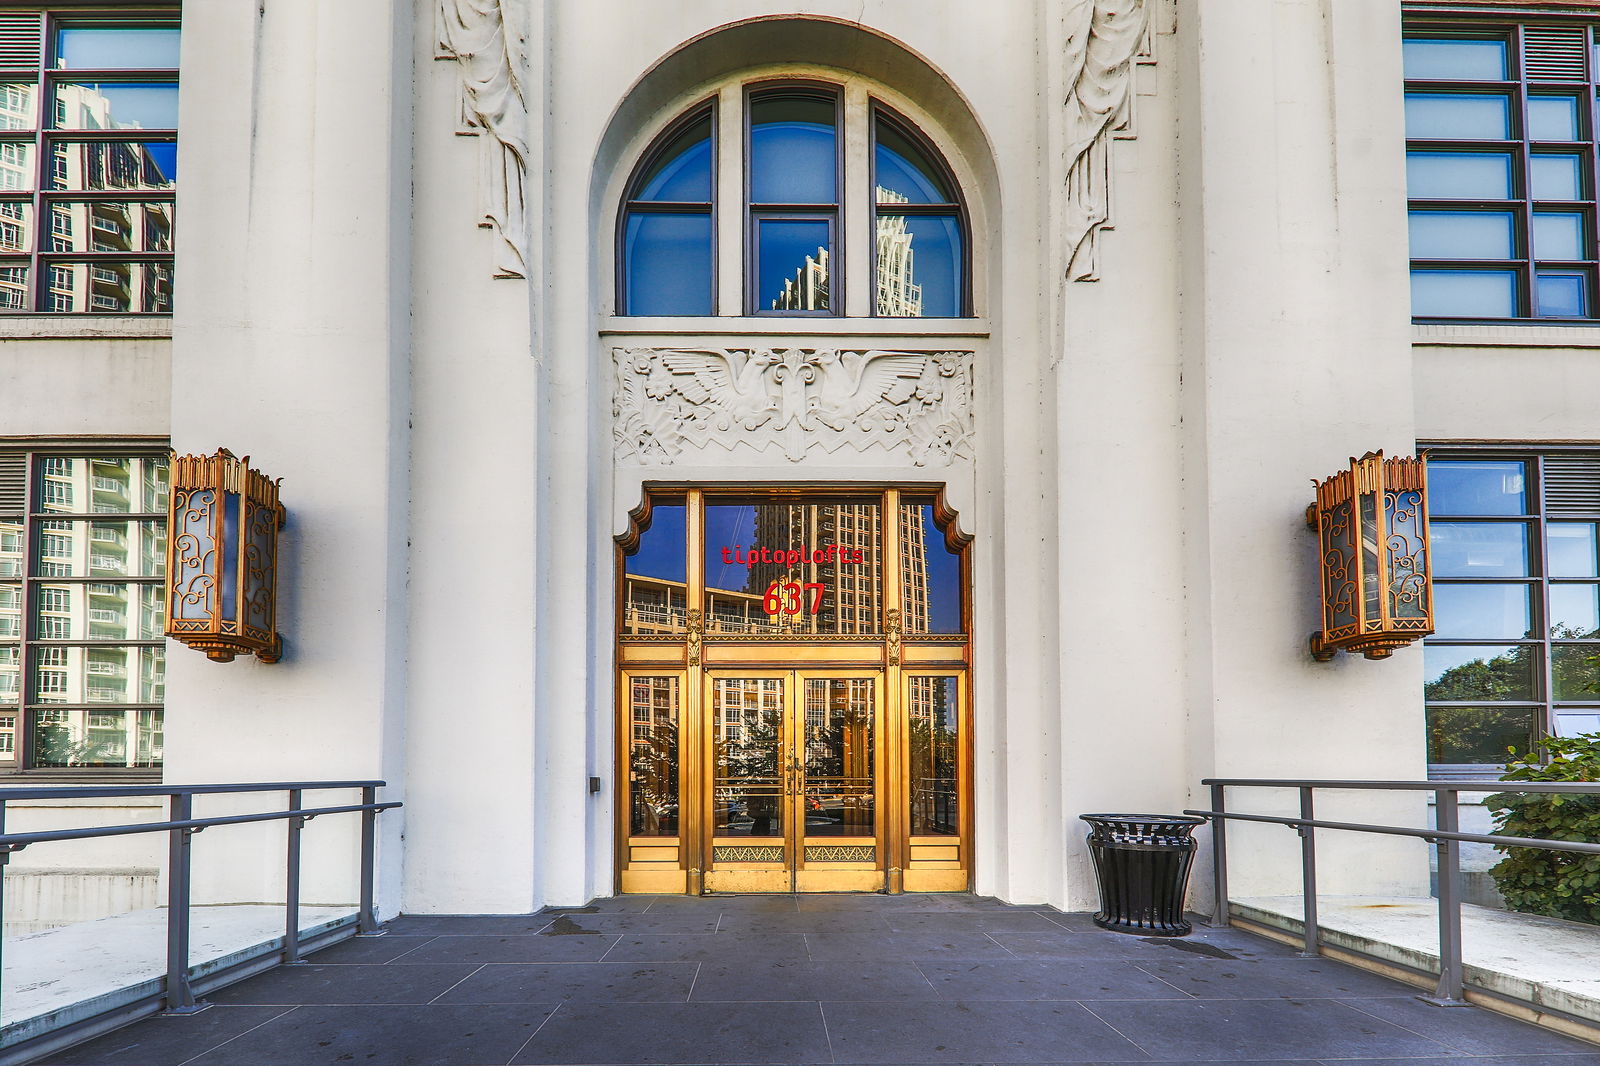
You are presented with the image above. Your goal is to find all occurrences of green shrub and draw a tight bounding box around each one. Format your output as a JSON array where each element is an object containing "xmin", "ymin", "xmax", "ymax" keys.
[{"xmin": 1485, "ymin": 733, "xmax": 1600, "ymax": 926}]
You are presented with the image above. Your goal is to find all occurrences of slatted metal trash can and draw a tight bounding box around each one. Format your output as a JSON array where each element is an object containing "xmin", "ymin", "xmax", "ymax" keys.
[{"xmin": 1081, "ymin": 813, "xmax": 1205, "ymax": 937}]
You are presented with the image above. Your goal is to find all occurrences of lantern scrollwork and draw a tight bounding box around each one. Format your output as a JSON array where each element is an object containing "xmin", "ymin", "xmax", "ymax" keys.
[
  {"xmin": 1306, "ymin": 451, "xmax": 1434, "ymax": 662},
  {"xmin": 165, "ymin": 448, "xmax": 286, "ymax": 663}
]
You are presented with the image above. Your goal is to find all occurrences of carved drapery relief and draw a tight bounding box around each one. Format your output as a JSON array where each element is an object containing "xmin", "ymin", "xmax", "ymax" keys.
[
  {"xmin": 437, "ymin": 0, "xmax": 529, "ymax": 279},
  {"xmin": 613, "ymin": 347, "xmax": 975, "ymax": 466},
  {"xmin": 1063, "ymin": 0, "xmax": 1150, "ymax": 282}
]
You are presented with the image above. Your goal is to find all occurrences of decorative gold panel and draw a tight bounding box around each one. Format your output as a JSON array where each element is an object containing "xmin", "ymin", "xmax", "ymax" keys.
[
  {"xmin": 805, "ymin": 844, "xmax": 876, "ymax": 862},
  {"xmin": 713, "ymin": 845, "xmax": 784, "ymax": 863}
]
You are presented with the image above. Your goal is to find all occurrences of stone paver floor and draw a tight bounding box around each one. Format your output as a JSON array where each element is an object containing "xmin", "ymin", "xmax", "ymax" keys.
[{"xmin": 36, "ymin": 893, "xmax": 1600, "ymax": 1066}]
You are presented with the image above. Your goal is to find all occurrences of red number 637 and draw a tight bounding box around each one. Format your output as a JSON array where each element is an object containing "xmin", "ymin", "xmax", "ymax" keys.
[{"xmin": 763, "ymin": 581, "xmax": 825, "ymax": 615}]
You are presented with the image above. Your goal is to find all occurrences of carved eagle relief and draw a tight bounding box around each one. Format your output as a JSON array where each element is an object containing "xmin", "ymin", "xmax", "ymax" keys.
[{"xmin": 614, "ymin": 347, "xmax": 974, "ymax": 466}]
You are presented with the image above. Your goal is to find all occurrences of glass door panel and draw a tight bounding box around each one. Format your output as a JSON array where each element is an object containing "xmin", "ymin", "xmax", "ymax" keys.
[
  {"xmin": 794, "ymin": 672, "xmax": 883, "ymax": 891},
  {"xmin": 706, "ymin": 674, "xmax": 792, "ymax": 891}
]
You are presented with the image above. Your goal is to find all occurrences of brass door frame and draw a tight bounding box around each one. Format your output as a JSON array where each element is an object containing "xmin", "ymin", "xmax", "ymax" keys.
[{"xmin": 615, "ymin": 486, "xmax": 972, "ymax": 894}]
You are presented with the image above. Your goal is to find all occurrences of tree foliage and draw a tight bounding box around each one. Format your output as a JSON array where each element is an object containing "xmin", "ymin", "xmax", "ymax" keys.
[{"xmin": 1485, "ymin": 733, "xmax": 1600, "ymax": 926}]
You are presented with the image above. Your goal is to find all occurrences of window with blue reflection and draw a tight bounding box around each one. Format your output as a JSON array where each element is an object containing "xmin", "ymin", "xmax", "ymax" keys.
[
  {"xmin": 1429, "ymin": 459, "xmax": 1527, "ymax": 515},
  {"xmin": 1406, "ymin": 152, "xmax": 1513, "ymax": 199},
  {"xmin": 634, "ymin": 117, "xmax": 711, "ymax": 202},
  {"xmin": 56, "ymin": 27, "xmax": 180, "ymax": 70},
  {"xmin": 1411, "ymin": 268, "xmax": 1517, "ymax": 317},
  {"xmin": 902, "ymin": 503, "xmax": 963, "ymax": 634},
  {"xmin": 624, "ymin": 214, "xmax": 712, "ymax": 316},
  {"xmin": 1408, "ymin": 211, "xmax": 1515, "ymax": 259},
  {"xmin": 749, "ymin": 94, "xmax": 836, "ymax": 205},
  {"xmin": 1549, "ymin": 522, "xmax": 1600, "ymax": 578},
  {"xmin": 874, "ymin": 113, "xmax": 965, "ymax": 317},
  {"xmin": 53, "ymin": 83, "xmax": 177, "ymax": 130},
  {"xmin": 1550, "ymin": 584, "xmax": 1600, "ymax": 639},
  {"xmin": 1531, "ymin": 154, "xmax": 1583, "ymax": 200},
  {"xmin": 1405, "ymin": 93, "xmax": 1510, "ymax": 140},
  {"xmin": 758, "ymin": 219, "xmax": 830, "ymax": 311},
  {"xmin": 1402, "ymin": 38, "xmax": 1507, "ymax": 80},
  {"xmin": 1431, "ymin": 522, "xmax": 1531, "ymax": 578},
  {"xmin": 875, "ymin": 123, "xmax": 953, "ymax": 204},
  {"xmin": 1529, "ymin": 96, "xmax": 1581, "ymax": 141},
  {"xmin": 1432, "ymin": 584, "xmax": 1533, "ymax": 640},
  {"xmin": 1537, "ymin": 272, "xmax": 1587, "ymax": 316},
  {"xmin": 621, "ymin": 501, "xmax": 687, "ymax": 636},
  {"xmin": 1533, "ymin": 212, "xmax": 1585, "ymax": 260}
]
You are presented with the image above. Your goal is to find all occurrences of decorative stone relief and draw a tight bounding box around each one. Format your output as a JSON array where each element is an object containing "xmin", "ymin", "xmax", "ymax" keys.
[
  {"xmin": 436, "ymin": 0, "xmax": 529, "ymax": 279},
  {"xmin": 1063, "ymin": 0, "xmax": 1150, "ymax": 282},
  {"xmin": 613, "ymin": 347, "xmax": 975, "ymax": 467}
]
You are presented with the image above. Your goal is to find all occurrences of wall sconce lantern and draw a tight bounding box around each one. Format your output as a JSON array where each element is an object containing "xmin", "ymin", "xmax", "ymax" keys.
[
  {"xmin": 1306, "ymin": 451, "xmax": 1433, "ymax": 662},
  {"xmin": 166, "ymin": 449, "xmax": 286, "ymax": 663}
]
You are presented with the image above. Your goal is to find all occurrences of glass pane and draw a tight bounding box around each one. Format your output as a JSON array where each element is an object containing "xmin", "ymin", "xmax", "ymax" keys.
[
  {"xmin": 1555, "ymin": 710, "xmax": 1600, "ymax": 737},
  {"xmin": 900, "ymin": 503, "xmax": 963, "ymax": 634},
  {"xmin": 31, "ymin": 707, "xmax": 163, "ymax": 768},
  {"xmin": 712, "ymin": 677, "xmax": 784, "ymax": 838},
  {"xmin": 1551, "ymin": 584, "xmax": 1600, "ymax": 639},
  {"xmin": 34, "ymin": 581, "xmax": 163, "ymax": 640},
  {"xmin": 749, "ymin": 93, "xmax": 836, "ymax": 204},
  {"xmin": 874, "ymin": 120, "xmax": 954, "ymax": 204},
  {"xmin": 0, "ymin": 261, "xmax": 27, "ymax": 310},
  {"xmin": 1425, "ymin": 644, "xmax": 1537, "ymax": 700},
  {"xmin": 1553, "ymin": 645, "xmax": 1600, "ymax": 700},
  {"xmin": 0, "ymin": 143, "xmax": 36, "ymax": 191},
  {"xmin": 801, "ymin": 678, "xmax": 875, "ymax": 837},
  {"xmin": 36, "ymin": 456, "xmax": 168, "ymax": 515},
  {"xmin": 0, "ymin": 646, "xmax": 17, "ymax": 703},
  {"xmin": 0, "ymin": 518, "xmax": 19, "ymax": 577},
  {"xmin": 1427, "ymin": 706, "xmax": 1536, "ymax": 764},
  {"xmin": 1529, "ymin": 96, "xmax": 1581, "ymax": 141},
  {"xmin": 1428, "ymin": 459, "xmax": 1527, "ymax": 515},
  {"xmin": 0, "ymin": 583, "xmax": 17, "ymax": 638},
  {"xmin": 1549, "ymin": 522, "xmax": 1599, "ymax": 577},
  {"xmin": 705, "ymin": 499, "xmax": 884, "ymax": 636},
  {"xmin": 0, "ymin": 202, "xmax": 33, "ymax": 254},
  {"xmin": 877, "ymin": 214, "xmax": 961, "ymax": 317},
  {"xmin": 40, "ymin": 201, "xmax": 173, "ymax": 252},
  {"xmin": 1531, "ymin": 154, "xmax": 1583, "ymax": 200},
  {"xmin": 1404, "ymin": 93, "xmax": 1510, "ymax": 139},
  {"xmin": 621, "ymin": 501, "xmax": 686, "ymax": 635},
  {"xmin": 1430, "ymin": 521, "xmax": 1530, "ymax": 577},
  {"xmin": 1408, "ymin": 210, "xmax": 1515, "ymax": 259},
  {"xmin": 1410, "ymin": 269, "xmax": 1516, "ymax": 317},
  {"xmin": 623, "ymin": 212, "xmax": 712, "ymax": 316},
  {"xmin": 634, "ymin": 114, "xmax": 711, "ymax": 202},
  {"xmin": 908, "ymin": 676, "xmax": 959, "ymax": 835},
  {"xmin": 32, "ymin": 521, "xmax": 167, "ymax": 577},
  {"xmin": 1432, "ymin": 584, "xmax": 1533, "ymax": 639},
  {"xmin": 33, "ymin": 645, "xmax": 164, "ymax": 706},
  {"xmin": 43, "ymin": 261, "xmax": 175, "ymax": 313},
  {"xmin": 628, "ymin": 676, "xmax": 679, "ymax": 836},
  {"xmin": 757, "ymin": 219, "xmax": 830, "ymax": 312},
  {"xmin": 1406, "ymin": 152, "xmax": 1513, "ymax": 199},
  {"xmin": 0, "ymin": 83, "xmax": 39, "ymax": 130},
  {"xmin": 1403, "ymin": 38, "xmax": 1508, "ymax": 80},
  {"xmin": 49, "ymin": 141, "xmax": 176, "ymax": 191},
  {"xmin": 1533, "ymin": 212, "xmax": 1585, "ymax": 260},
  {"xmin": 56, "ymin": 27, "xmax": 181, "ymax": 70},
  {"xmin": 54, "ymin": 82, "xmax": 177, "ymax": 130},
  {"xmin": 1536, "ymin": 271, "xmax": 1588, "ymax": 317}
]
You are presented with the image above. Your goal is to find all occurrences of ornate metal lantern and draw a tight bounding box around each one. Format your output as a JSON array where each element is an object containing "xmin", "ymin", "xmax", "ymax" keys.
[
  {"xmin": 166, "ymin": 449, "xmax": 285, "ymax": 663},
  {"xmin": 1307, "ymin": 451, "xmax": 1433, "ymax": 661}
]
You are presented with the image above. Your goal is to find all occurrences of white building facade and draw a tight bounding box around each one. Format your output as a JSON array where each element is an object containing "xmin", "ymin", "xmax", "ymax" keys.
[{"xmin": 2, "ymin": 0, "xmax": 1598, "ymax": 920}]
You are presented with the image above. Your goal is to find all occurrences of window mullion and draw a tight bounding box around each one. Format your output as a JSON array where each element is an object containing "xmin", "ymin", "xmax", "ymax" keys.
[
  {"xmin": 843, "ymin": 82, "xmax": 871, "ymax": 318},
  {"xmin": 716, "ymin": 85, "xmax": 741, "ymax": 317}
]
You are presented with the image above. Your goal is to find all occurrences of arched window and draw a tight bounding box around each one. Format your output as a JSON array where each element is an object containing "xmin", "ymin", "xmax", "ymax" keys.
[{"xmin": 617, "ymin": 81, "xmax": 970, "ymax": 318}]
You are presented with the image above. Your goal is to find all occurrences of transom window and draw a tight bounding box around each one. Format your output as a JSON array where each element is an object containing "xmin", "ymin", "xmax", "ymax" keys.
[
  {"xmin": 1423, "ymin": 451, "xmax": 1600, "ymax": 775},
  {"xmin": 0, "ymin": 8, "xmax": 178, "ymax": 314},
  {"xmin": 1403, "ymin": 24, "xmax": 1600, "ymax": 320},
  {"xmin": 617, "ymin": 79, "xmax": 970, "ymax": 318}
]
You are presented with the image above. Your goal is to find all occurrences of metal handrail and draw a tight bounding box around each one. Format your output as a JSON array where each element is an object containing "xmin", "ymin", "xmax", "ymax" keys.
[
  {"xmin": 1187, "ymin": 777, "xmax": 1600, "ymax": 1009},
  {"xmin": 0, "ymin": 780, "xmax": 399, "ymax": 1032}
]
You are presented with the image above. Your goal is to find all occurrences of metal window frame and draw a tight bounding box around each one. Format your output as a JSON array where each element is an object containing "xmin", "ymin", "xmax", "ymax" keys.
[
  {"xmin": 868, "ymin": 102, "xmax": 971, "ymax": 319},
  {"xmin": 0, "ymin": 439, "xmax": 168, "ymax": 778},
  {"xmin": 614, "ymin": 98, "xmax": 717, "ymax": 316},
  {"xmin": 0, "ymin": 5, "xmax": 177, "ymax": 315}
]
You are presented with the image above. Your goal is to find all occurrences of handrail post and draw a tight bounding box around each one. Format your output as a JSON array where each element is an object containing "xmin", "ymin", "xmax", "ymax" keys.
[
  {"xmin": 1422, "ymin": 786, "xmax": 1469, "ymax": 1006},
  {"xmin": 357, "ymin": 785, "xmax": 381, "ymax": 935},
  {"xmin": 1208, "ymin": 782, "xmax": 1230, "ymax": 927},
  {"xmin": 163, "ymin": 791, "xmax": 205, "ymax": 1014},
  {"xmin": 1297, "ymin": 786, "xmax": 1319, "ymax": 958},
  {"xmin": 284, "ymin": 788, "xmax": 304, "ymax": 964}
]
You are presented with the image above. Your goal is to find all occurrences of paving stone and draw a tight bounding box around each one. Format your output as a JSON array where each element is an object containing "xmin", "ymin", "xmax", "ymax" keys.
[
  {"xmin": 385, "ymin": 931, "xmax": 622, "ymax": 963},
  {"xmin": 690, "ymin": 958, "xmax": 939, "ymax": 1001},
  {"xmin": 181, "ymin": 1004, "xmax": 553, "ymax": 1066},
  {"xmin": 434, "ymin": 961, "xmax": 699, "ymax": 1003},
  {"xmin": 510, "ymin": 1001, "xmax": 832, "ymax": 1064},
  {"xmin": 205, "ymin": 962, "xmax": 479, "ymax": 1005},
  {"xmin": 822, "ymin": 999, "xmax": 1146, "ymax": 1063},
  {"xmin": 34, "ymin": 1006, "xmax": 292, "ymax": 1066}
]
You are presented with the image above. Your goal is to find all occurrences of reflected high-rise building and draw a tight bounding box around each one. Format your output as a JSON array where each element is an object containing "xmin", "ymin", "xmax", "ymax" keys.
[
  {"xmin": 772, "ymin": 246, "xmax": 830, "ymax": 311},
  {"xmin": 875, "ymin": 189, "xmax": 923, "ymax": 317}
]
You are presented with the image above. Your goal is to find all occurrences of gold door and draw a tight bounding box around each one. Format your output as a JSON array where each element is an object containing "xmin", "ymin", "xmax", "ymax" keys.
[
  {"xmin": 704, "ymin": 669, "xmax": 884, "ymax": 892},
  {"xmin": 616, "ymin": 487, "xmax": 972, "ymax": 894}
]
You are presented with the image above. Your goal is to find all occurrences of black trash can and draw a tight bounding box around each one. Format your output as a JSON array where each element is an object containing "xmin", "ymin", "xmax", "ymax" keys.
[{"xmin": 1080, "ymin": 813, "xmax": 1205, "ymax": 937}]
